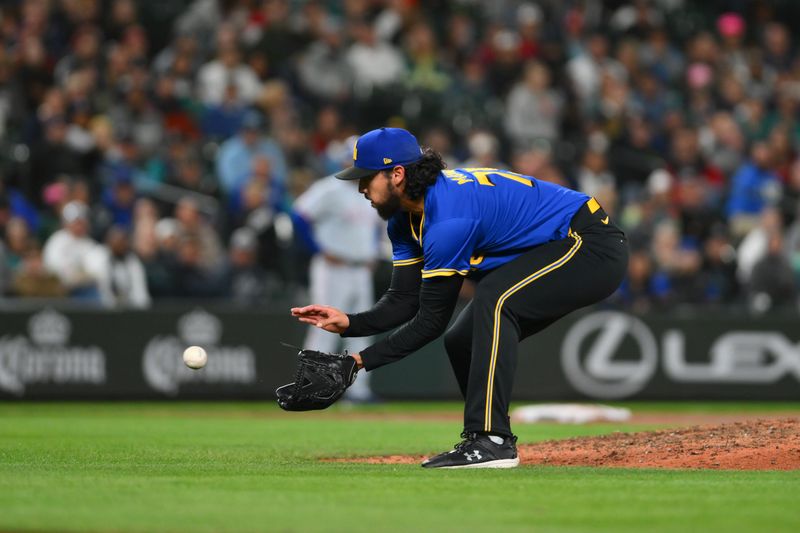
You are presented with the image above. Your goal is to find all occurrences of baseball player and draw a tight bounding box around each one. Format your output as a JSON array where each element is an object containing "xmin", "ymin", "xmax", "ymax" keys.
[
  {"xmin": 291, "ymin": 128, "xmax": 628, "ymax": 468},
  {"xmin": 293, "ymin": 138, "xmax": 384, "ymax": 402}
]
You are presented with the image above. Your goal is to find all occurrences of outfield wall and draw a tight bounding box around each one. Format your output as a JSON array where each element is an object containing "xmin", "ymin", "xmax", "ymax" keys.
[{"xmin": 0, "ymin": 306, "xmax": 798, "ymax": 400}]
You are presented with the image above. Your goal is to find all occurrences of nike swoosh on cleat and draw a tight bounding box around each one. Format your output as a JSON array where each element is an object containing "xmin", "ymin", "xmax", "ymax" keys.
[{"xmin": 601, "ymin": 216, "xmax": 609, "ymax": 224}]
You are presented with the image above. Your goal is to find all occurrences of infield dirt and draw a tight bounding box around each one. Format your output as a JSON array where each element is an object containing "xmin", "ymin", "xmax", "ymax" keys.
[{"xmin": 336, "ymin": 418, "xmax": 800, "ymax": 470}]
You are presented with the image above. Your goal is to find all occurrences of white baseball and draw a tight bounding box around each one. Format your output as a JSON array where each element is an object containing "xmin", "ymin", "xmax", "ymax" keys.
[{"xmin": 183, "ymin": 346, "xmax": 208, "ymax": 369}]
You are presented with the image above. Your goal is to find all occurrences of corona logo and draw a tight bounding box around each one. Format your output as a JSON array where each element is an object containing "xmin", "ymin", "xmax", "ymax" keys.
[{"xmin": 0, "ymin": 310, "xmax": 106, "ymax": 396}]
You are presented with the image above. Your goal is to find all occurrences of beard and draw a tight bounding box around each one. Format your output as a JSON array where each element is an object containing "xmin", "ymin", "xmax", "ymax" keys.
[
  {"xmin": 373, "ymin": 184, "xmax": 403, "ymax": 220},
  {"xmin": 375, "ymin": 195, "xmax": 402, "ymax": 220}
]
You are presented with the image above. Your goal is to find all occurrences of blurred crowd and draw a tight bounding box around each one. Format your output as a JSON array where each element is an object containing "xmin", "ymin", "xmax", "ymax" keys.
[{"xmin": 1, "ymin": 0, "xmax": 800, "ymax": 314}]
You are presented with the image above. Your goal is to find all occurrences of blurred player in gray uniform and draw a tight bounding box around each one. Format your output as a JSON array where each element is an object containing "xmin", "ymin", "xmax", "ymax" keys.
[{"xmin": 293, "ymin": 137, "xmax": 384, "ymax": 401}]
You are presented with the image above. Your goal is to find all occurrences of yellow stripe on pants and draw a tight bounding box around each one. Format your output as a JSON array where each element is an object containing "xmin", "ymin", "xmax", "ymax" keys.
[{"xmin": 483, "ymin": 231, "xmax": 584, "ymax": 432}]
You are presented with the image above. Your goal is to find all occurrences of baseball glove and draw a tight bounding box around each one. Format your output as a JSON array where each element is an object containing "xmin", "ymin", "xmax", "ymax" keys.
[{"xmin": 276, "ymin": 349, "xmax": 358, "ymax": 411}]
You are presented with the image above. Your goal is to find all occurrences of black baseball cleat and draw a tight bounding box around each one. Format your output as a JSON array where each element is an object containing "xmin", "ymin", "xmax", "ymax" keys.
[{"xmin": 421, "ymin": 432, "xmax": 519, "ymax": 469}]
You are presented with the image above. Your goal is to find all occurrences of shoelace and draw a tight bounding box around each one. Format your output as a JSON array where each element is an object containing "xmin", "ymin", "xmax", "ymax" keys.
[
  {"xmin": 453, "ymin": 431, "xmax": 479, "ymax": 452},
  {"xmin": 453, "ymin": 432, "xmax": 519, "ymax": 450}
]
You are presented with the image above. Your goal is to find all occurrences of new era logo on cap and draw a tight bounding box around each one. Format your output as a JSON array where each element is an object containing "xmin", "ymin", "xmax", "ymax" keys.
[{"xmin": 336, "ymin": 128, "xmax": 423, "ymax": 180}]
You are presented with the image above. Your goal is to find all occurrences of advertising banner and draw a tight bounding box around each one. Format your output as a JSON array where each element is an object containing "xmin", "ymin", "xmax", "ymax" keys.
[
  {"xmin": 1, "ymin": 307, "xmax": 798, "ymax": 400},
  {"xmin": 0, "ymin": 307, "xmax": 300, "ymax": 399}
]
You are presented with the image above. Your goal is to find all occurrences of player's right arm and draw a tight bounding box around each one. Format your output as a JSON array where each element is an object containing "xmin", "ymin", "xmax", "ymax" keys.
[
  {"xmin": 338, "ymin": 212, "xmax": 425, "ymax": 335},
  {"xmin": 342, "ymin": 261, "xmax": 422, "ymax": 336}
]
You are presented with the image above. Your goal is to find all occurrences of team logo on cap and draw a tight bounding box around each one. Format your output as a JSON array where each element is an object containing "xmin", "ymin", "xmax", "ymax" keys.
[
  {"xmin": 353, "ymin": 142, "xmax": 358, "ymax": 161},
  {"xmin": 383, "ymin": 158, "xmax": 393, "ymax": 164}
]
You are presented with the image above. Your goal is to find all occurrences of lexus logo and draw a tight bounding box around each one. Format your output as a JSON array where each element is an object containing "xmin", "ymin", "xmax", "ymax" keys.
[{"xmin": 561, "ymin": 312, "xmax": 658, "ymax": 399}]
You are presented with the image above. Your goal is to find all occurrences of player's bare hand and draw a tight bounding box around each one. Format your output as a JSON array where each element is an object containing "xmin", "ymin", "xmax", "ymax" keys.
[{"xmin": 290, "ymin": 305, "xmax": 350, "ymax": 334}]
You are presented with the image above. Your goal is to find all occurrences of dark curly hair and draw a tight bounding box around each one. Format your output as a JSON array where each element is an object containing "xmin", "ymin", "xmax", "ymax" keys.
[{"xmin": 397, "ymin": 147, "xmax": 447, "ymax": 201}]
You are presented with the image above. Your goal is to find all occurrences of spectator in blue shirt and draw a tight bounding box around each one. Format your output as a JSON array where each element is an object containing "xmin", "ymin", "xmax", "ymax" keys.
[
  {"xmin": 215, "ymin": 110, "xmax": 288, "ymax": 196},
  {"xmin": 101, "ymin": 168, "xmax": 137, "ymax": 231},
  {"xmin": 727, "ymin": 141, "xmax": 781, "ymax": 237}
]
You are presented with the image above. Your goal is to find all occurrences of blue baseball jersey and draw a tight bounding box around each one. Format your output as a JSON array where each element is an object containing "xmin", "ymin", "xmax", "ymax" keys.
[{"xmin": 388, "ymin": 168, "xmax": 590, "ymax": 279}]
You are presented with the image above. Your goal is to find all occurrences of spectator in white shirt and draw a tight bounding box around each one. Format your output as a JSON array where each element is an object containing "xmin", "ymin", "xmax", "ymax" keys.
[
  {"xmin": 567, "ymin": 33, "xmax": 625, "ymax": 111},
  {"xmin": 505, "ymin": 60, "xmax": 564, "ymax": 150},
  {"xmin": 345, "ymin": 18, "xmax": 406, "ymax": 98},
  {"xmin": 42, "ymin": 201, "xmax": 101, "ymax": 301},
  {"xmin": 196, "ymin": 44, "xmax": 261, "ymax": 106}
]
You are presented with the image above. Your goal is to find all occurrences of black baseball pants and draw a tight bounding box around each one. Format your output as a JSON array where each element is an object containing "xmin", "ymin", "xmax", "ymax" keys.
[{"xmin": 444, "ymin": 199, "xmax": 629, "ymax": 437}]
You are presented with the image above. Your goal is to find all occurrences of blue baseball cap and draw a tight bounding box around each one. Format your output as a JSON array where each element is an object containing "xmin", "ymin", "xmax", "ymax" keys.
[{"xmin": 335, "ymin": 127, "xmax": 423, "ymax": 180}]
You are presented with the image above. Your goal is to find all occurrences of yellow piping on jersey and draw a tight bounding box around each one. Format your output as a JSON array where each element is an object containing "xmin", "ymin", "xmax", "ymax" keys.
[
  {"xmin": 483, "ymin": 230, "xmax": 583, "ymax": 432},
  {"xmin": 409, "ymin": 213, "xmax": 424, "ymax": 245},
  {"xmin": 393, "ymin": 257, "xmax": 424, "ymax": 266},
  {"xmin": 408, "ymin": 213, "xmax": 417, "ymax": 242},
  {"xmin": 421, "ymin": 268, "xmax": 468, "ymax": 278},
  {"xmin": 418, "ymin": 200, "xmax": 425, "ymax": 247}
]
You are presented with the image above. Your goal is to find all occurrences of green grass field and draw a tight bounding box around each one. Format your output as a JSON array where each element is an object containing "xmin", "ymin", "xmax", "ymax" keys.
[{"xmin": 2, "ymin": 402, "xmax": 799, "ymax": 532}]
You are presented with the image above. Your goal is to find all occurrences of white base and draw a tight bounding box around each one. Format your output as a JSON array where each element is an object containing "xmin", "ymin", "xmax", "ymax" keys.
[{"xmin": 438, "ymin": 457, "xmax": 520, "ymax": 469}]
